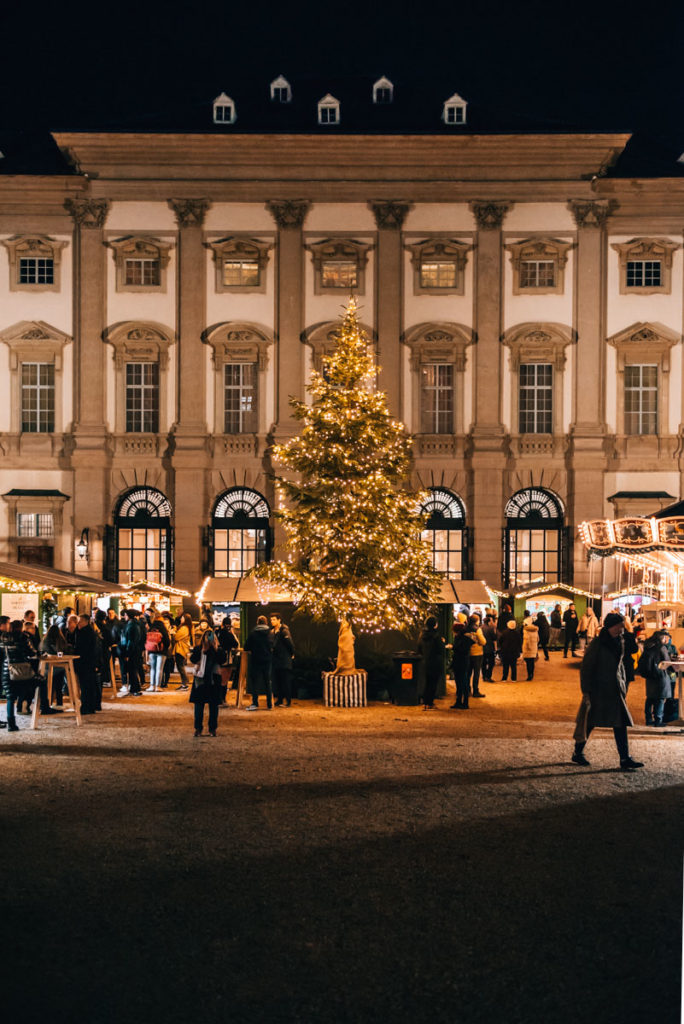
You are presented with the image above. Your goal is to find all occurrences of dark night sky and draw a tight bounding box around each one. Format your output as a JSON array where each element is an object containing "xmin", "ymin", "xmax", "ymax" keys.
[{"xmin": 1, "ymin": 1, "xmax": 682, "ymax": 136}]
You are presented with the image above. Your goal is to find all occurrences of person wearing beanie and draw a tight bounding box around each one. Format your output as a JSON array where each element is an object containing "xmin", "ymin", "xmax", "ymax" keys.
[
  {"xmin": 450, "ymin": 617, "xmax": 473, "ymax": 709},
  {"xmin": 522, "ymin": 614, "xmax": 539, "ymax": 681},
  {"xmin": 571, "ymin": 611, "xmax": 644, "ymax": 771},
  {"xmin": 498, "ymin": 618, "xmax": 522, "ymax": 681}
]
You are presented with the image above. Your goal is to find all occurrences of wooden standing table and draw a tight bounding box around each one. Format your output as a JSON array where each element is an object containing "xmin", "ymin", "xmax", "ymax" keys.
[{"xmin": 33, "ymin": 655, "xmax": 82, "ymax": 728}]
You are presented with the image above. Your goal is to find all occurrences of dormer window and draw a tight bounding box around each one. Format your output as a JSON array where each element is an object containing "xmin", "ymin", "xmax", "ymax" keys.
[
  {"xmin": 442, "ymin": 93, "xmax": 467, "ymax": 125},
  {"xmin": 213, "ymin": 93, "xmax": 236, "ymax": 125},
  {"xmin": 373, "ymin": 76, "xmax": 393, "ymax": 104},
  {"xmin": 270, "ymin": 75, "xmax": 292, "ymax": 103},
  {"xmin": 317, "ymin": 94, "xmax": 340, "ymax": 125}
]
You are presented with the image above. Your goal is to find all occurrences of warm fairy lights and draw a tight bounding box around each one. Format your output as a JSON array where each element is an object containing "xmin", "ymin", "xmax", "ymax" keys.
[
  {"xmin": 253, "ymin": 297, "xmax": 443, "ymax": 632},
  {"xmin": 580, "ymin": 515, "xmax": 684, "ymax": 603},
  {"xmin": 512, "ymin": 582, "xmax": 600, "ymax": 600}
]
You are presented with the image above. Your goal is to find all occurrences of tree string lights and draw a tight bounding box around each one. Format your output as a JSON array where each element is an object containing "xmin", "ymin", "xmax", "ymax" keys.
[{"xmin": 253, "ymin": 297, "xmax": 443, "ymax": 636}]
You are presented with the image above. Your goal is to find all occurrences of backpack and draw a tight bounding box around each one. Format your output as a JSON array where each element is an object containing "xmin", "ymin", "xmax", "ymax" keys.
[
  {"xmin": 145, "ymin": 629, "xmax": 164, "ymax": 654},
  {"xmin": 636, "ymin": 646, "xmax": 657, "ymax": 679}
]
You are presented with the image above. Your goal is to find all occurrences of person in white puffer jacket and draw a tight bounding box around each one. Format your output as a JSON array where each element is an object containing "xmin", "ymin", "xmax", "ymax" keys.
[{"xmin": 522, "ymin": 615, "xmax": 539, "ymax": 681}]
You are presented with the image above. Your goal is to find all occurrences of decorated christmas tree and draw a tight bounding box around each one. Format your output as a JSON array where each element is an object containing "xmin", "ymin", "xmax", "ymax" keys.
[{"xmin": 255, "ymin": 298, "xmax": 442, "ymax": 665}]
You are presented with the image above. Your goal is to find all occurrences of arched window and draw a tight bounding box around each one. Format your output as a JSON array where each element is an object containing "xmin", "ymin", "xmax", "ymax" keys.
[
  {"xmin": 421, "ymin": 487, "xmax": 468, "ymax": 578},
  {"xmin": 106, "ymin": 486, "xmax": 173, "ymax": 584},
  {"xmin": 503, "ymin": 487, "xmax": 567, "ymax": 587},
  {"xmin": 208, "ymin": 488, "xmax": 271, "ymax": 577}
]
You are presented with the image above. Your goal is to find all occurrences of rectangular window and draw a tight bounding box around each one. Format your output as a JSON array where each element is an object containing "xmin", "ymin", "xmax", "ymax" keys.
[
  {"xmin": 222, "ymin": 260, "xmax": 260, "ymax": 287},
  {"xmin": 213, "ymin": 527, "xmax": 268, "ymax": 576},
  {"xmin": 519, "ymin": 260, "xmax": 555, "ymax": 288},
  {"xmin": 19, "ymin": 257, "xmax": 54, "ymax": 285},
  {"xmin": 421, "ymin": 364, "xmax": 454, "ymax": 434},
  {"xmin": 420, "ymin": 261, "xmax": 458, "ymax": 289},
  {"xmin": 224, "ymin": 363, "xmax": 257, "ymax": 433},
  {"xmin": 519, "ymin": 363, "xmax": 553, "ymax": 434},
  {"xmin": 626, "ymin": 260, "xmax": 662, "ymax": 288},
  {"xmin": 214, "ymin": 105, "xmax": 233, "ymax": 123},
  {"xmin": 321, "ymin": 260, "xmax": 357, "ymax": 288},
  {"xmin": 21, "ymin": 362, "xmax": 55, "ymax": 432},
  {"xmin": 125, "ymin": 363, "xmax": 159, "ymax": 433},
  {"xmin": 124, "ymin": 258, "xmax": 160, "ymax": 286},
  {"xmin": 624, "ymin": 364, "xmax": 657, "ymax": 435},
  {"xmin": 117, "ymin": 527, "xmax": 167, "ymax": 583},
  {"xmin": 319, "ymin": 107, "xmax": 338, "ymax": 124},
  {"xmin": 16, "ymin": 513, "xmax": 54, "ymax": 538},
  {"xmin": 445, "ymin": 106, "xmax": 464, "ymax": 124},
  {"xmin": 507, "ymin": 528, "xmax": 559, "ymax": 585}
]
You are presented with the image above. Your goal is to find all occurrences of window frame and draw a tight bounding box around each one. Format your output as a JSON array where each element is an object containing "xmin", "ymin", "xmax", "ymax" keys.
[
  {"xmin": 611, "ymin": 237, "xmax": 679, "ymax": 296},
  {"xmin": 372, "ymin": 76, "xmax": 394, "ymax": 104},
  {"xmin": 406, "ymin": 237, "xmax": 472, "ymax": 296},
  {"xmin": 306, "ymin": 237, "xmax": 373, "ymax": 296},
  {"xmin": 270, "ymin": 76, "xmax": 292, "ymax": 102},
  {"xmin": 420, "ymin": 487, "xmax": 468, "ymax": 578},
  {"xmin": 104, "ymin": 320, "xmax": 174, "ymax": 440},
  {"xmin": 505, "ymin": 236, "xmax": 573, "ymax": 296},
  {"xmin": 0, "ymin": 319, "xmax": 70, "ymax": 436},
  {"xmin": 317, "ymin": 94, "xmax": 340, "ymax": 125},
  {"xmin": 223, "ymin": 362, "xmax": 258, "ymax": 434},
  {"xmin": 212, "ymin": 93, "xmax": 236, "ymax": 124},
  {"xmin": 404, "ymin": 322, "xmax": 473, "ymax": 441},
  {"xmin": 503, "ymin": 487, "xmax": 566, "ymax": 588},
  {"xmin": 518, "ymin": 362, "xmax": 553, "ymax": 435},
  {"xmin": 209, "ymin": 488, "xmax": 271, "ymax": 578},
  {"xmin": 2, "ymin": 235, "xmax": 67, "ymax": 293},
  {"xmin": 608, "ymin": 321, "xmax": 679, "ymax": 441},
  {"xmin": 206, "ymin": 236, "xmax": 272, "ymax": 294},
  {"xmin": 21, "ymin": 362, "xmax": 56, "ymax": 433},
  {"xmin": 624, "ymin": 364, "xmax": 658, "ymax": 436},
  {"xmin": 442, "ymin": 93, "xmax": 467, "ymax": 125},
  {"xmin": 204, "ymin": 322, "xmax": 274, "ymax": 437},
  {"xmin": 112, "ymin": 486, "xmax": 173, "ymax": 585},
  {"xmin": 420, "ymin": 363, "xmax": 454, "ymax": 434},
  {"xmin": 503, "ymin": 322, "xmax": 574, "ymax": 443},
  {"xmin": 125, "ymin": 361, "xmax": 160, "ymax": 434},
  {"xmin": 105, "ymin": 235, "xmax": 173, "ymax": 294},
  {"xmin": 1, "ymin": 490, "xmax": 68, "ymax": 567}
]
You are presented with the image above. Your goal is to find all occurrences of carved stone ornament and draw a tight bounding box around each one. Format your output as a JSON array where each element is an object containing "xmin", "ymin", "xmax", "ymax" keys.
[
  {"xmin": 607, "ymin": 320, "xmax": 679, "ymax": 373},
  {"xmin": 104, "ymin": 320, "xmax": 175, "ymax": 370},
  {"xmin": 265, "ymin": 200, "xmax": 311, "ymax": 229},
  {"xmin": 567, "ymin": 199, "xmax": 617, "ymax": 228},
  {"xmin": 64, "ymin": 198, "xmax": 110, "ymax": 229},
  {"xmin": 167, "ymin": 199, "xmax": 212, "ymax": 228},
  {"xmin": 0, "ymin": 320, "xmax": 72, "ymax": 371},
  {"xmin": 502, "ymin": 322, "xmax": 574, "ymax": 371},
  {"xmin": 403, "ymin": 322, "xmax": 474, "ymax": 372},
  {"xmin": 368, "ymin": 201, "xmax": 412, "ymax": 230},
  {"xmin": 611, "ymin": 236, "xmax": 679, "ymax": 294},
  {"xmin": 469, "ymin": 201, "xmax": 512, "ymax": 230},
  {"xmin": 203, "ymin": 322, "xmax": 274, "ymax": 370}
]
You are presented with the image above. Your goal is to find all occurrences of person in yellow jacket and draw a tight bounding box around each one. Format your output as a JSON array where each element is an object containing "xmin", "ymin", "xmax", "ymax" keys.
[
  {"xmin": 173, "ymin": 612, "xmax": 195, "ymax": 690},
  {"xmin": 465, "ymin": 613, "xmax": 487, "ymax": 698}
]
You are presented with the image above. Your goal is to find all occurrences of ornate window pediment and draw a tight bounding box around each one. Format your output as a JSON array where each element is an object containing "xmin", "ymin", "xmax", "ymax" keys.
[
  {"xmin": 403, "ymin": 322, "xmax": 474, "ymax": 371},
  {"xmin": 104, "ymin": 321, "xmax": 175, "ymax": 370},
  {"xmin": 502, "ymin": 322, "xmax": 574, "ymax": 371},
  {"xmin": 406, "ymin": 237, "xmax": 472, "ymax": 295},
  {"xmin": 105, "ymin": 235, "xmax": 173, "ymax": 293},
  {"xmin": 206, "ymin": 236, "xmax": 272, "ymax": 293},
  {"xmin": 505, "ymin": 237, "xmax": 573, "ymax": 295},
  {"xmin": 442, "ymin": 93, "xmax": 467, "ymax": 125},
  {"xmin": 1, "ymin": 235, "xmax": 67, "ymax": 292},
  {"xmin": 306, "ymin": 238, "xmax": 373, "ymax": 295},
  {"xmin": 213, "ymin": 93, "xmax": 236, "ymax": 124},
  {"xmin": 611, "ymin": 237, "xmax": 679, "ymax": 295},
  {"xmin": 318, "ymin": 94, "xmax": 340, "ymax": 125},
  {"xmin": 607, "ymin": 321, "xmax": 679, "ymax": 371},
  {"xmin": 204, "ymin": 322, "xmax": 274, "ymax": 370},
  {"xmin": 0, "ymin": 320, "xmax": 71, "ymax": 370},
  {"xmin": 303, "ymin": 320, "xmax": 377, "ymax": 372}
]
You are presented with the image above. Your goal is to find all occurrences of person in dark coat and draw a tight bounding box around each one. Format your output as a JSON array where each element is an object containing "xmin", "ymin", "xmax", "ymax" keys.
[
  {"xmin": 270, "ymin": 614, "xmax": 295, "ymax": 707},
  {"xmin": 40, "ymin": 622, "xmax": 69, "ymax": 706},
  {"xmin": 450, "ymin": 614, "xmax": 473, "ymax": 709},
  {"xmin": 244, "ymin": 616, "xmax": 275, "ymax": 710},
  {"xmin": 638, "ymin": 630, "xmax": 674, "ymax": 727},
  {"xmin": 498, "ymin": 619, "xmax": 522, "ymax": 680},
  {"xmin": 481, "ymin": 615, "xmax": 497, "ymax": 682},
  {"xmin": 74, "ymin": 615, "xmax": 99, "ymax": 715},
  {"xmin": 119, "ymin": 609, "xmax": 145, "ymax": 695},
  {"xmin": 563, "ymin": 603, "xmax": 579, "ymax": 658},
  {"xmin": 1, "ymin": 619, "xmax": 41, "ymax": 730},
  {"xmin": 189, "ymin": 629, "xmax": 227, "ymax": 736},
  {"xmin": 216, "ymin": 616, "xmax": 239, "ymax": 702},
  {"xmin": 535, "ymin": 611, "xmax": 550, "ymax": 661},
  {"xmin": 418, "ymin": 616, "xmax": 445, "ymax": 710},
  {"xmin": 496, "ymin": 603, "xmax": 514, "ymax": 639},
  {"xmin": 571, "ymin": 612, "xmax": 643, "ymax": 770}
]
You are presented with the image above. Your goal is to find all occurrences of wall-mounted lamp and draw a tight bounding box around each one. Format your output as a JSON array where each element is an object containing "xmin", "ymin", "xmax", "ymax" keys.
[{"xmin": 76, "ymin": 528, "xmax": 90, "ymax": 563}]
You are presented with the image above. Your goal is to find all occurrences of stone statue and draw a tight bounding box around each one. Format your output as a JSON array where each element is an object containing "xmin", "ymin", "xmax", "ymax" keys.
[{"xmin": 333, "ymin": 618, "xmax": 356, "ymax": 674}]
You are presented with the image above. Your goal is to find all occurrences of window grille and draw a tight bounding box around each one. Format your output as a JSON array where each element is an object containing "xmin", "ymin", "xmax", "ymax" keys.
[
  {"xmin": 519, "ymin": 363, "xmax": 553, "ymax": 434},
  {"xmin": 624, "ymin": 364, "xmax": 657, "ymax": 435},
  {"xmin": 421, "ymin": 364, "xmax": 454, "ymax": 433},
  {"xmin": 21, "ymin": 362, "xmax": 55, "ymax": 432},
  {"xmin": 125, "ymin": 363, "xmax": 159, "ymax": 433}
]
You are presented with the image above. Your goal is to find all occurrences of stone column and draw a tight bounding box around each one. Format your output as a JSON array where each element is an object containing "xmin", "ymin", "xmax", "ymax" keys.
[
  {"xmin": 168, "ymin": 198, "xmax": 211, "ymax": 591},
  {"xmin": 567, "ymin": 200, "xmax": 614, "ymax": 590},
  {"xmin": 64, "ymin": 197, "xmax": 110, "ymax": 577},
  {"xmin": 266, "ymin": 199, "xmax": 310, "ymax": 437},
  {"xmin": 468, "ymin": 201, "xmax": 512, "ymax": 585},
  {"xmin": 369, "ymin": 201, "xmax": 411, "ymax": 418}
]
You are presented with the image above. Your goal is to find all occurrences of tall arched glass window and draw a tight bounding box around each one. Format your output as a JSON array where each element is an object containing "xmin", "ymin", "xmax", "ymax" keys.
[
  {"xmin": 209, "ymin": 488, "xmax": 271, "ymax": 577},
  {"xmin": 503, "ymin": 487, "xmax": 566, "ymax": 587},
  {"xmin": 421, "ymin": 487, "xmax": 468, "ymax": 577},
  {"xmin": 107, "ymin": 486, "xmax": 173, "ymax": 584}
]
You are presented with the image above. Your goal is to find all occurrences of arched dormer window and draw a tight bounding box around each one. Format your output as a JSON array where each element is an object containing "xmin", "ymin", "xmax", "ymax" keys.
[
  {"xmin": 213, "ymin": 93, "xmax": 236, "ymax": 125},
  {"xmin": 106, "ymin": 486, "xmax": 173, "ymax": 584},
  {"xmin": 318, "ymin": 94, "xmax": 340, "ymax": 125},
  {"xmin": 420, "ymin": 487, "xmax": 468, "ymax": 577},
  {"xmin": 442, "ymin": 93, "xmax": 467, "ymax": 125},
  {"xmin": 373, "ymin": 76, "xmax": 393, "ymax": 104},
  {"xmin": 270, "ymin": 75, "xmax": 292, "ymax": 102},
  {"xmin": 208, "ymin": 488, "xmax": 271, "ymax": 577},
  {"xmin": 503, "ymin": 487, "xmax": 567, "ymax": 588}
]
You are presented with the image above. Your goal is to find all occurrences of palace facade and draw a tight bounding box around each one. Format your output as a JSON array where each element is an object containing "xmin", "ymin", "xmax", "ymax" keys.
[{"xmin": 1, "ymin": 75, "xmax": 683, "ymax": 599}]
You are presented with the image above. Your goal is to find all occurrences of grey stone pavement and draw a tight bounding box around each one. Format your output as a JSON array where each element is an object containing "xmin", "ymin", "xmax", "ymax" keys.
[{"xmin": 1, "ymin": 653, "xmax": 682, "ymax": 1024}]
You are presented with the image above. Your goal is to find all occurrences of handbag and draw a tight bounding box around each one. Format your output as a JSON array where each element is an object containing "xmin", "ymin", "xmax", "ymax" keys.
[{"xmin": 9, "ymin": 661, "xmax": 35, "ymax": 682}]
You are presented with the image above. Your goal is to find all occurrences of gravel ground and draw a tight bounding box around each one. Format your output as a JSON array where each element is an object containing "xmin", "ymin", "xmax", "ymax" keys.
[{"xmin": 1, "ymin": 654, "xmax": 682, "ymax": 1024}]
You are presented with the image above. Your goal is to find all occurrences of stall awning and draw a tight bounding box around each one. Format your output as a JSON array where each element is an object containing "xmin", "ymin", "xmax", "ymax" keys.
[
  {"xmin": 438, "ymin": 579, "xmax": 492, "ymax": 605},
  {"xmin": 199, "ymin": 576, "xmax": 292, "ymax": 604},
  {"xmin": 0, "ymin": 560, "xmax": 114, "ymax": 595}
]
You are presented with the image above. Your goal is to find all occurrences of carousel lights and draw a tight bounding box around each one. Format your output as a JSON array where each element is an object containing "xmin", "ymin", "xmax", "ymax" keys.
[{"xmin": 511, "ymin": 582, "xmax": 600, "ymax": 600}]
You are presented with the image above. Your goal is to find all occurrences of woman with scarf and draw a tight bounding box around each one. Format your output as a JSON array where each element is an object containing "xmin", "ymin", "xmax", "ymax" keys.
[{"xmin": 189, "ymin": 628, "xmax": 228, "ymax": 736}]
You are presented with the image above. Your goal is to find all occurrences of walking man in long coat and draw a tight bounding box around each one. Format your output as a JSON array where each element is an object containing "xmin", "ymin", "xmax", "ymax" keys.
[{"xmin": 571, "ymin": 611, "xmax": 644, "ymax": 771}]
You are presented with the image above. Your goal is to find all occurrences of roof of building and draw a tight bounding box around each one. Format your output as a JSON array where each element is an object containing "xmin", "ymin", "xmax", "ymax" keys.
[{"xmin": 3, "ymin": 489, "xmax": 70, "ymax": 499}]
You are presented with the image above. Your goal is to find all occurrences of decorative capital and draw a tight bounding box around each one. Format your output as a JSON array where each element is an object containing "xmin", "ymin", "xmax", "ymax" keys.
[
  {"xmin": 265, "ymin": 199, "xmax": 311, "ymax": 229},
  {"xmin": 64, "ymin": 198, "xmax": 110, "ymax": 229},
  {"xmin": 567, "ymin": 199, "xmax": 617, "ymax": 228},
  {"xmin": 469, "ymin": 201, "xmax": 512, "ymax": 230},
  {"xmin": 368, "ymin": 200, "xmax": 412, "ymax": 230},
  {"xmin": 168, "ymin": 199, "xmax": 212, "ymax": 228}
]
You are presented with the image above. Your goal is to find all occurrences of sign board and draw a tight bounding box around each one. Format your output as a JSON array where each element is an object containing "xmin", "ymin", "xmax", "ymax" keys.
[
  {"xmin": 1, "ymin": 593, "xmax": 39, "ymax": 621},
  {"xmin": 401, "ymin": 663, "xmax": 414, "ymax": 680}
]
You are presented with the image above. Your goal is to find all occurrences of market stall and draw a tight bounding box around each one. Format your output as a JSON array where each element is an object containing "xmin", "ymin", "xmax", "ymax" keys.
[
  {"xmin": 103, "ymin": 578, "xmax": 191, "ymax": 617},
  {"xmin": 0, "ymin": 560, "xmax": 113, "ymax": 629},
  {"xmin": 505, "ymin": 582, "xmax": 600, "ymax": 622}
]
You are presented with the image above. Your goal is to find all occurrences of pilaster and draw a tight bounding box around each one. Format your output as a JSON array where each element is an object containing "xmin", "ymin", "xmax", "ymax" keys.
[
  {"xmin": 266, "ymin": 199, "xmax": 310, "ymax": 437},
  {"xmin": 369, "ymin": 200, "xmax": 411, "ymax": 417}
]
